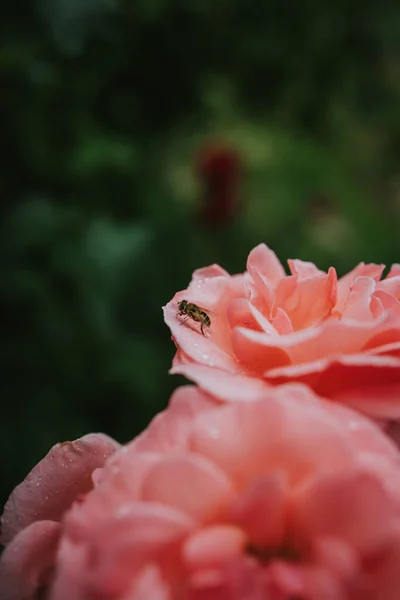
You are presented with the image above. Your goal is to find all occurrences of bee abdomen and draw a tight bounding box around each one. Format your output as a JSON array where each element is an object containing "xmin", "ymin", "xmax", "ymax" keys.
[{"xmin": 201, "ymin": 313, "xmax": 211, "ymax": 326}]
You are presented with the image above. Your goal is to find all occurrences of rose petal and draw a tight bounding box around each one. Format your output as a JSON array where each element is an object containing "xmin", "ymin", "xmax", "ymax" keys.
[
  {"xmin": 267, "ymin": 354, "xmax": 400, "ymax": 418},
  {"xmin": 230, "ymin": 473, "xmax": 287, "ymax": 548},
  {"xmin": 0, "ymin": 520, "xmax": 60, "ymax": 600},
  {"xmin": 183, "ymin": 525, "xmax": 246, "ymax": 570},
  {"xmin": 231, "ymin": 327, "xmax": 292, "ymax": 374},
  {"xmin": 333, "ymin": 383, "xmax": 400, "ymax": 419},
  {"xmin": 60, "ymin": 502, "xmax": 195, "ymax": 597},
  {"xmin": 287, "ymin": 259, "xmax": 325, "ymax": 279},
  {"xmin": 387, "ymin": 264, "xmax": 400, "ymax": 279},
  {"xmin": 227, "ymin": 299, "xmax": 277, "ymax": 335},
  {"xmin": 275, "ymin": 267, "xmax": 337, "ymax": 330},
  {"xmin": 322, "ymin": 402, "xmax": 400, "ymax": 460},
  {"xmin": 1, "ymin": 433, "xmax": 120, "ymax": 545},
  {"xmin": 190, "ymin": 401, "xmax": 285, "ymax": 485},
  {"xmin": 340, "ymin": 276, "xmax": 377, "ymax": 321},
  {"xmin": 141, "ymin": 455, "xmax": 235, "ymax": 522},
  {"xmin": 293, "ymin": 470, "xmax": 397, "ymax": 554},
  {"xmin": 271, "ymin": 308, "xmax": 293, "ymax": 334},
  {"xmin": 335, "ymin": 263, "xmax": 385, "ymax": 314},
  {"xmin": 191, "ymin": 265, "xmax": 230, "ymax": 280},
  {"xmin": 163, "ymin": 278, "xmax": 245, "ymax": 371},
  {"xmin": 124, "ymin": 565, "xmax": 171, "ymax": 600},
  {"xmin": 373, "ymin": 290, "xmax": 400, "ymax": 318},
  {"xmin": 170, "ymin": 363, "xmax": 271, "ymax": 403},
  {"xmin": 131, "ymin": 386, "xmax": 215, "ymax": 453},
  {"xmin": 246, "ymin": 243, "xmax": 286, "ymax": 288}
]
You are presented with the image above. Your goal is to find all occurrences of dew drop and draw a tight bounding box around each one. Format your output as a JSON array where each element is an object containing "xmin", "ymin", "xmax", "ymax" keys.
[{"xmin": 202, "ymin": 354, "xmax": 209, "ymax": 361}]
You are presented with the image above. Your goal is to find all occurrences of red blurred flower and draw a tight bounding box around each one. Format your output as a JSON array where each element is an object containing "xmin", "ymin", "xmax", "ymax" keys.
[{"xmin": 195, "ymin": 142, "xmax": 243, "ymax": 227}]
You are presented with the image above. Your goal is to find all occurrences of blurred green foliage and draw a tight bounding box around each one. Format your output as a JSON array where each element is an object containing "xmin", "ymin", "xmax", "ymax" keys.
[{"xmin": 1, "ymin": 1, "xmax": 399, "ymax": 508}]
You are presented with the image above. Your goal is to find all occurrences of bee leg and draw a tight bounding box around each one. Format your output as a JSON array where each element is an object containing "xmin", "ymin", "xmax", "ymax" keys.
[
  {"xmin": 200, "ymin": 323, "xmax": 205, "ymax": 335},
  {"xmin": 179, "ymin": 316, "xmax": 190, "ymax": 325}
]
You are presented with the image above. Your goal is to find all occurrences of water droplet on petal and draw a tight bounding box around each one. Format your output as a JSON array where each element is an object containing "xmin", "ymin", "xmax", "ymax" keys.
[{"xmin": 202, "ymin": 354, "xmax": 209, "ymax": 361}]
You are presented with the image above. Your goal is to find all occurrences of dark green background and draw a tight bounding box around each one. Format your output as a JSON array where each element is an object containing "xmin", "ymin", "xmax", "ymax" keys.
[{"xmin": 1, "ymin": 1, "xmax": 399, "ymax": 510}]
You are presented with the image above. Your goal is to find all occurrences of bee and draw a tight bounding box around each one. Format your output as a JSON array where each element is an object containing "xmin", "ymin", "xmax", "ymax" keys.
[{"xmin": 177, "ymin": 299, "xmax": 214, "ymax": 335}]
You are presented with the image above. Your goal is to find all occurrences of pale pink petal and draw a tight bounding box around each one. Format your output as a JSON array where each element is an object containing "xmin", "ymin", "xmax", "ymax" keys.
[
  {"xmin": 61, "ymin": 503, "xmax": 194, "ymax": 598},
  {"xmin": 245, "ymin": 268, "xmax": 276, "ymax": 317},
  {"xmin": 269, "ymin": 399, "xmax": 356, "ymax": 484},
  {"xmin": 231, "ymin": 327, "xmax": 291, "ymax": 374},
  {"xmin": 387, "ymin": 264, "xmax": 400, "ymax": 278},
  {"xmin": 271, "ymin": 308, "xmax": 293, "ymax": 334},
  {"xmin": 333, "ymin": 383, "xmax": 400, "ymax": 419},
  {"xmin": 183, "ymin": 525, "xmax": 246, "ymax": 570},
  {"xmin": 123, "ymin": 565, "xmax": 171, "ymax": 600},
  {"xmin": 312, "ymin": 537, "xmax": 360, "ymax": 582},
  {"xmin": 163, "ymin": 278, "xmax": 245, "ymax": 371},
  {"xmin": 287, "ymin": 259, "xmax": 325, "ymax": 279},
  {"xmin": 340, "ymin": 276, "xmax": 377, "ymax": 321},
  {"xmin": 47, "ymin": 538, "xmax": 91, "ymax": 600},
  {"xmin": 266, "ymin": 354, "xmax": 400, "ymax": 418},
  {"xmin": 322, "ymin": 402, "xmax": 400, "ymax": 460},
  {"xmin": 190, "ymin": 400, "xmax": 285, "ymax": 485},
  {"xmin": 167, "ymin": 321, "xmax": 238, "ymax": 372},
  {"xmin": 1, "ymin": 433, "xmax": 120, "ymax": 545},
  {"xmin": 362, "ymin": 319, "xmax": 400, "ymax": 352},
  {"xmin": 365, "ymin": 341, "xmax": 400, "ymax": 358},
  {"xmin": 170, "ymin": 363, "xmax": 271, "ymax": 403},
  {"xmin": 232, "ymin": 313, "xmax": 392, "ymax": 371},
  {"xmin": 275, "ymin": 267, "xmax": 337, "ymax": 330},
  {"xmin": 188, "ymin": 556, "xmax": 267, "ymax": 600},
  {"xmin": 230, "ymin": 473, "xmax": 287, "ymax": 548},
  {"xmin": 227, "ymin": 298, "xmax": 277, "ymax": 335},
  {"xmin": 293, "ymin": 470, "xmax": 397, "ymax": 554},
  {"xmin": 257, "ymin": 315, "xmax": 391, "ymax": 369},
  {"xmin": 191, "ymin": 264, "xmax": 230, "ymax": 280},
  {"xmin": 266, "ymin": 561, "xmax": 308, "ymax": 599},
  {"xmin": 336, "ymin": 262, "xmax": 385, "ymax": 314},
  {"xmin": 80, "ymin": 452, "xmax": 162, "ymax": 515},
  {"xmin": 141, "ymin": 455, "xmax": 235, "ymax": 522},
  {"xmin": 268, "ymin": 563, "xmax": 345, "ymax": 600},
  {"xmin": 130, "ymin": 386, "xmax": 216, "ymax": 453},
  {"xmin": 0, "ymin": 520, "xmax": 60, "ymax": 600},
  {"xmin": 377, "ymin": 275, "xmax": 400, "ymax": 298},
  {"xmin": 246, "ymin": 243, "xmax": 286, "ymax": 287},
  {"xmin": 374, "ymin": 290, "xmax": 400, "ymax": 318}
]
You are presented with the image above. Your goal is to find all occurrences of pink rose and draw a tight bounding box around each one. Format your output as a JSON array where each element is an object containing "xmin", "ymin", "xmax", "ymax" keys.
[
  {"xmin": 164, "ymin": 244, "xmax": 400, "ymax": 420},
  {"xmin": 0, "ymin": 433, "xmax": 120, "ymax": 600},
  {"xmin": 35, "ymin": 385, "xmax": 400, "ymax": 600}
]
